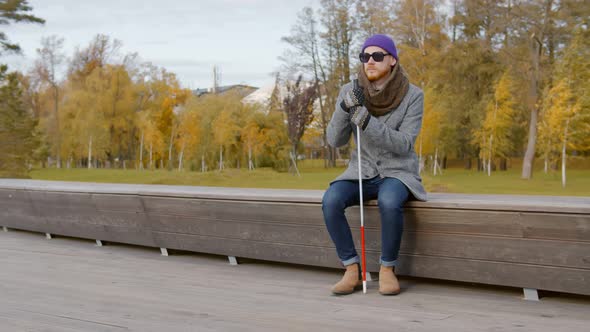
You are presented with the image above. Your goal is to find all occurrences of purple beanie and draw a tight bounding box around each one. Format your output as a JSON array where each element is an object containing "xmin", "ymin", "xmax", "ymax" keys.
[{"xmin": 362, "ymin": 34, "xmax": 398, "ymax": 61}]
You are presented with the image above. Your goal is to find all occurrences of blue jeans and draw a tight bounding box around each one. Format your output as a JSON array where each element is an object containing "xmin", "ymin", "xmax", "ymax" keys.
[{"xmin": 322, "ymin": 177, "xmax": 410, "ymax": 267}]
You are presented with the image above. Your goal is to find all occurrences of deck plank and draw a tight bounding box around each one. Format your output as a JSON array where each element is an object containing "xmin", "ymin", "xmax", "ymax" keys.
[{"xmin": 1, "ymin": 230, "xmax": 589, "ymax": 332}]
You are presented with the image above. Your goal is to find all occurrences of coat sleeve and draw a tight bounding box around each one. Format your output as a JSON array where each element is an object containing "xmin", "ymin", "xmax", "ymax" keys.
[
  {"xmin": 362, "ymin": 89, "xmax": 424, "ymax": 155},
  {"xmin": 326, "ymin": 86, "xmax": 353, "ymax": 148}
]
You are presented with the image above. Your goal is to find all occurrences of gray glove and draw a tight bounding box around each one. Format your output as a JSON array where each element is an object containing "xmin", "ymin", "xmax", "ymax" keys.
[
  {"xmin": 350, "ymin": 106, "xmax": 371, "ymax": 130},
  {"xmin": 340, "ymin": 79, "xmax": 365, "ymax": 112}
]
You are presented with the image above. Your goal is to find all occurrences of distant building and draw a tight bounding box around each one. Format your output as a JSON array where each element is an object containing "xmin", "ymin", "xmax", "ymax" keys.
[
  {"xmin": 241, "ymin": 83, "xmax": 277, "ymax": 108},
  {"xmin": 192, "ymin": 84, "xmax": 258, "ymax": 98}
]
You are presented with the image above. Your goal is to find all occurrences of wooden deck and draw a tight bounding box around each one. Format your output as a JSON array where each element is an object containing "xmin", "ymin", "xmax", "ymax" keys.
[{"xmin": 1, "ymin": 229, "xmax": 589, "ymax": 332}]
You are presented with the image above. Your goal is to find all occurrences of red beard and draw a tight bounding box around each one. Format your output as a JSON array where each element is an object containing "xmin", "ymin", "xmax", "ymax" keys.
[{"xmin": 365, "ymin": 66, "xmax": 389, "ymax": 82}]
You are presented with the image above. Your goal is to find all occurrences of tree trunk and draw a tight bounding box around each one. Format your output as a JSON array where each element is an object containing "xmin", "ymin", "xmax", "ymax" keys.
[
  {"xmin": 88, "ymin": 136, "xmax": 93, "ymax": 169},
  {"xmin": 248, "ymin": 144, "xmax": 254, "ymax": 171},
  {"xmin": 139, "ymin": 131, "xmax": 144, "ymax": 170},
  {"xmin": 306, "ymin": 14, "xmax": 331, "ymax": 169},
  {"xmin": 290, "ymin": 145, "xmax": 301, "ymax": 177},
  {"xmin": 149, "ymin": 143, "xmax": 153, "ymax": 170},
  {"xmin": 178, "ymin": 142, "xmax": 185, "ymax": 171},
  {"xmin": 488, "ymin": 134, "xmax": 493, "ymax": 176},
  {"xmin": 168, "ymin": 129, "xmax": 174, "ymax": 171},
  {"xmin": 202, "ymin": 154, "xmax": 206, "ymax": 172},
  {"xmin": 433, "ymin": 147, "xmax": 439, "ymax": 176},
  {"xmin": 219, "ymin": 146, "xmax": 224, "ymax": 171},
  {"xmin": 418, "ymin": 136, "xmax": 423, "ymax": 173},
  {"xmin": 54, "ymin": 84, "xmax": 61, "ymax": 169},
  {"xmin": 481, "ymin": 137, "xmax": 486, "ymax": 173},
  {"xmin": 562, "ymin": 119, "xmax": 569, "ymax": 188},
  {"xmin": 330, "ymin": 147, "xmax": 337, "ymax": 167},
  {"xmin": 128, "ymin": 126, "xmax": 136, "ymax": 169},
  {"xmin": 522, "ymin": 0, "xmax": 554, "ymax": 179},
  {"xmin": 464, "ymin": 157, "xmax": 472, "ymax": 170},
  {"xmin": 544, "ymin": 153, "xmax": 548, "ymax": 174},
  {"xmin": 312, "ymin": 77, "xmax": 328, "ymax": 169},
  {"xmin": 522, "ymin": 106, "xmax": 539, "ymax": 179}
]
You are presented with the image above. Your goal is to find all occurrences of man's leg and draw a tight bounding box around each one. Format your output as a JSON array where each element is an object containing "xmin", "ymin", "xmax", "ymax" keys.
[
  {"xmin": 322, "ymin": 180, "xmax": 361, "ymax": 266},
  {"xmin": 322, "ymin": 179, "xmax": 380, "ymax": 294},
  {"xmin": 377, "ymin": 177, "xmax": 410, "ymax": 295}
]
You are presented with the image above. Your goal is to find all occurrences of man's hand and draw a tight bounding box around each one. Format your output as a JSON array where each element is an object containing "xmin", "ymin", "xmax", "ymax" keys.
[
  {"xmin": 350, "ymin": 106, "xmax": 370, "ymax": 130},
  {"xmin": 340, "ymin": 80, "xmax": 365, "ymax": 112}
]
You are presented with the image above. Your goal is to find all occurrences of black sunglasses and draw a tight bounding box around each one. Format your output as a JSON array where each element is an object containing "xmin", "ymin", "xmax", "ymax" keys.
[{"xmin": 359, "ymin": 52, "xmax": 391, "ymax": 63}]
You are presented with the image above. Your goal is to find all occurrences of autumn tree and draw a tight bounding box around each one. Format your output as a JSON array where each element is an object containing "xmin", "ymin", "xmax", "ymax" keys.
[
  {"xmin": 0, "ymin": 65, "xmax": 38, "ymax": 177},
  {"xmin": 281, "ymin": 7, "xmax": 333, "ymax": 167},
  {"xmin": 102, "ymin": 64, "xmax": 136, "ymax": 167},
  {"xmin": 538, "ymin": 27, "xmax": 590, "ymax": 186},
  {"xmin": 283, "ymin": 75, "xmax": 317, "ymax": 175},
  {"xmin": 209, "ymin": 93, "xmax": 241, "ymax": 171},
  {"xmin": 355, "ymin": 0, "xmax": 395, "ymax": 37},
  {"xmin": 33, "ymin": 35, "xmax": 66, "ymax": 167},
  {"xmin": 0, "ymin": 0, "xmax": 44, "ymax": 55},
  {"xmin": 417, "ymin": 87, "xmax": 444, "ymax": 175},
  {"xmin": 60, "ymin": 34, "xmax": 122, "ymax": 167},
  {"xmin": 60, "ymin": 65, "xmax": 110, "ymax": 168},
  {"xmin": 241, "ymin": 107, "xmax": 266, "ymax": 171},
  {"xmin": 474, "ymin": 70, "xmax": 518, "ymax": 175},
  {"xmin": 176, "ymin": 106, "xmax": 201, "ymax": 171},
  {"xmin": 538, "ymin": 80, "xmax": 586, "ymax": 187},
  {"xmin": 132, "ymin": 63, "xmax": 188, "ymax": 170},
  {"xmin": 0, "ymin": 0, "xmax": 43, "ymax": 176},
  {"xmin": 392, "ymin": 0, "xmax": 447, "ymax": 88}
]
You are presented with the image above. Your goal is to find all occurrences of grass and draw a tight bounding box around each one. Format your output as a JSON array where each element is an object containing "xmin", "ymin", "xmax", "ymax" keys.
[
  {"xmin": 29, "ymin": 166, "xmax": 339, "ymax": 190},
  {"xmin": 27, "ymin": 160, "xmax": 590, "ymax": 196},
  {"xmin": 421, "ymin": 168, "xmax": 590, "ymax": 196}
]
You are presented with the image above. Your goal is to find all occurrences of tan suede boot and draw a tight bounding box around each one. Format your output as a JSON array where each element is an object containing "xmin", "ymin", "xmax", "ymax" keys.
[
  {"xmin": 379, "ymin": 265, "xmax": 400, "ymax": 295},
  {"xmin": 331, "ymin": 263, "xmax": 362, "ymax": 295}
]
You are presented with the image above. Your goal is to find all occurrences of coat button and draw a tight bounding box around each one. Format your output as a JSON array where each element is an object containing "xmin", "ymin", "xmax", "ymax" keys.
[{"xmin": 376, "ymin": 160, "xmax": 382, "ymax": 166}]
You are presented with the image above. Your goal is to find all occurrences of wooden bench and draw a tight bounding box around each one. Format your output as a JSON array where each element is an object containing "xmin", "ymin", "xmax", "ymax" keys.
[{"xmin": 1, "ymin": 179, "xmax": 588, "ymax": 299}]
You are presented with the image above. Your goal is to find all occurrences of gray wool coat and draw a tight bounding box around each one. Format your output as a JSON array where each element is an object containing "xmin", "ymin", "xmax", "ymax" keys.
[{"xmin": 327, "ymin": 82, "xmax": 427, "ymax": 201}]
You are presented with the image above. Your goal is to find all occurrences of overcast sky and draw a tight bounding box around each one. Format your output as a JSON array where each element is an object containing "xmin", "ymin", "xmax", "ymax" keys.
[{"xmin": 2, "ymin": 0, "xmax": 319, "ymax": 89}]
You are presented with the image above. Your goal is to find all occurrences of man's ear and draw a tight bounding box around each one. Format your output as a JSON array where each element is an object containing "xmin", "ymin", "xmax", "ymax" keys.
[{"xmin": 391, "ymin": 58, "xmax": 397, "ymax": 68}]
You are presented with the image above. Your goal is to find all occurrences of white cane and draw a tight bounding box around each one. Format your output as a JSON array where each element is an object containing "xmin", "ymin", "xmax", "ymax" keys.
[{"xmin": 356, "ymin": 124, "xmax": 367, "ymax": 294}]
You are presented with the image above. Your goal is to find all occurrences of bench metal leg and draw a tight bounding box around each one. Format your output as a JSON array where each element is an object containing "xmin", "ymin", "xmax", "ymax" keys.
[
  {"xmin": 523, "ymin": 288, "xmax": 539, "ymax": 301},
  {"xmin": 95, "ymin": 240, "xmax": 103, "ymax": 247},
  {"xmin": 367, "ymin": 272, "xmax": 377, "ymax": 282},
  {"xmin": 2, "ymin": 226, "xmax": 7, "ymax": 232},
  {"xmin": 160, "ymin": 248, "xmax": 169, "ymax": 256},
  {"xmin": 45, "ymin": 233, "xmax": 52, "ymax": 240},
  {"xmin": 228, "ymin": 256, "xmax": 238, "ymax": 265}
]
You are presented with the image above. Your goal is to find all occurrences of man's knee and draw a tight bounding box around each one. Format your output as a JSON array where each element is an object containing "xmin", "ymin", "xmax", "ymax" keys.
[
  {"xmin": 322, "ymin": 187, "xmax": 346, "ymax": 212},
  {"xmin": 379, "ymin": 179, "xmax": 409, "ymax": 211},
  {"xmin": 377, "ymin": 192, "xmax": 405, "ymax": 212}
]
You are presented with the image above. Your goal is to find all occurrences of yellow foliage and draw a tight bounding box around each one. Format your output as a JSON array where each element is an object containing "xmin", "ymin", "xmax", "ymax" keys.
[
  {"xmin": 176, "ymin": 108, "xmax": 202, "ymax": 161},
  {"xmin": 539, "ymin": 78, "xmax": 588, "ymax": 162},
  {"xmin": 473, "ymin": 70, "xmax": 517, "ymax": 160},
  {"xmin": 60, "ymin": 67, "xmax": 111, "ymax": 161},
  {"xmin": 417, "ymin": 87, "xmax": 443, "ymax": 156}
]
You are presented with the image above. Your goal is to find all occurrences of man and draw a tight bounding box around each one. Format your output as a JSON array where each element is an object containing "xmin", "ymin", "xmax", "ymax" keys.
[{"xmin": 322, "ymin": 34, "xmax": 427, "ymax": 295}]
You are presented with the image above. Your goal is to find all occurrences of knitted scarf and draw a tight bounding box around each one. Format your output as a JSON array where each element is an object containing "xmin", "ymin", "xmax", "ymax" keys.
[{"xmin": 357, "ymin": 63, "xmax": 410, "ymax": 116}]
